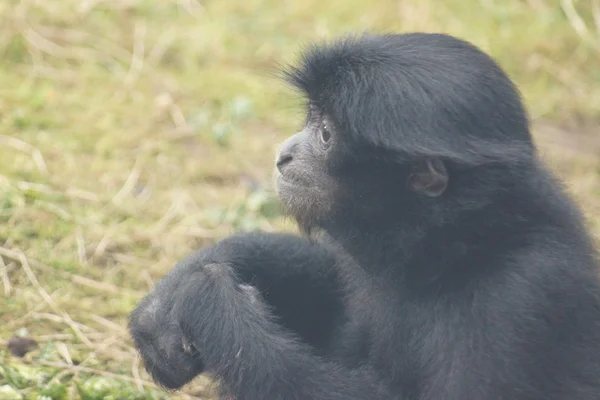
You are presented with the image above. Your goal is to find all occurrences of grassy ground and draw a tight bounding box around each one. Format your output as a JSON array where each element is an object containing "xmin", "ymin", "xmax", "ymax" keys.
[{"xmin": 0, "ymin": 0, "xmax": 599, "ymax": 398}]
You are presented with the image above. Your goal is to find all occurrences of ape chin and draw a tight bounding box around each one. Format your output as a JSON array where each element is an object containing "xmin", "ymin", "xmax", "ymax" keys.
[{"xmin": 129, "ymin": 32, "xmax": 600, "ymax": 400}]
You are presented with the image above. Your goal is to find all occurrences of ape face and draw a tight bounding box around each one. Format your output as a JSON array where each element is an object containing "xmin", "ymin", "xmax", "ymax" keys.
[
  {"xmin": 274, "ymin": 103, "xmax": 449, "ymax": 234},
  {"xmin": 274, "ymin": 105, "xmax": 339, "ymax": 231}
]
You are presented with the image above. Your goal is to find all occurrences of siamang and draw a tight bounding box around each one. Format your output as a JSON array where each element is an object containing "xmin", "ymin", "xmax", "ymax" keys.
[{"xmin": 129, "ymin": 32, "xmax": 600, "ymax": 399}]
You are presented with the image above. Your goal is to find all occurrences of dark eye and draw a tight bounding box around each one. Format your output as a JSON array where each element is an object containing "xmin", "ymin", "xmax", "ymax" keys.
[{"xmin": 320, "ymin": 122, "xmax": 331, "ymax": 144}]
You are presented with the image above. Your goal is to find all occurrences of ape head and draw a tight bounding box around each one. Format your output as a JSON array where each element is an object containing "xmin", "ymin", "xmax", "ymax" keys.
[{"xmin": 274, "ymin": 33, "xmax": 535, "ymax": 234}]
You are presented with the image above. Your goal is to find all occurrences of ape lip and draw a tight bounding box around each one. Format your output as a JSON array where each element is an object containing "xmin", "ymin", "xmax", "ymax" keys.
[{"xmin": 276, "ymin": 173, "xmax": 310, "ymax": 188}]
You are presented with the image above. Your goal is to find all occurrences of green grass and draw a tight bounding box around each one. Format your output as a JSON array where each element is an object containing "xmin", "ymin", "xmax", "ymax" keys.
[{"xmin": 1, "ymin": 0, "xmax": 599, "ymax": 398}]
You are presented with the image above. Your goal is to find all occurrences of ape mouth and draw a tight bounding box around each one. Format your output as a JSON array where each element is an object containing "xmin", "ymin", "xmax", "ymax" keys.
[{"xmin": 274, "ymin": 171, "xmax": 311, "ymax": 189}]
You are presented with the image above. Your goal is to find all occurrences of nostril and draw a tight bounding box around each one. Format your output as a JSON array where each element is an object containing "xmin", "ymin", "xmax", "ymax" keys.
[{"xmin": 276, "ymin": 153, "xmax": 293, "ymax": 170}]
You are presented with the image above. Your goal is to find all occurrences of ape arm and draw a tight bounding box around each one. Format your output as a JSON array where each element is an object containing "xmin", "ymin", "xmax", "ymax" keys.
[
  {"xmin": 129, "ymin": 231, "xmax": 353, "ymax": 390},
  {"xmin": 174, "ymin": 261, "xmax": 394, "ymax": 400},
  {"xmin": 183, "ymin": 231, "xmax": 346, "ymax": 352}
]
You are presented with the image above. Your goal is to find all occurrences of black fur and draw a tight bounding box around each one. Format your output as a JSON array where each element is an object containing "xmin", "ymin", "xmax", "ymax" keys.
[{"xmin": 129, "ymin": 32, "xmax": 600, "ymax": 399}]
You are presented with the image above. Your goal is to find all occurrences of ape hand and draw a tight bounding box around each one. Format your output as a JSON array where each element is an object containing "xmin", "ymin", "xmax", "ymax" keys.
[
  {"xmin": 128, "ymin": 261, "xmax": 211, "ymax": 390},
  {"xmin": 129, "ymin": 260, "xmax": 264, "ymax": 390}
]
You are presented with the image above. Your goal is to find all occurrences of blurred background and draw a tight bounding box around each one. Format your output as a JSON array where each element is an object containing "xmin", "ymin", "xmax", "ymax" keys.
[{"xmin": 0, "ymin": 0, "xmax": 599, "ymax": 398}]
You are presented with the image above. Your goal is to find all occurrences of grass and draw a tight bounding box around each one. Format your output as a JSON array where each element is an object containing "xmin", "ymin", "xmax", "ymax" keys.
[{"xmin": 0, "ymin": 0, "xmax": 599, "ymax": 398}]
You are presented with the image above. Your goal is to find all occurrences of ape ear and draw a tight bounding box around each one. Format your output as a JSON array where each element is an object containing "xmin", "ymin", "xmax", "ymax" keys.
[{"xmin": 408, "ymin": 158, "xmax": 448, "ymax": 197}]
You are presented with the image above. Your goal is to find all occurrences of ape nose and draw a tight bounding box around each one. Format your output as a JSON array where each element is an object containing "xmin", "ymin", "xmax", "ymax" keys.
[{"xmin": 276, "ymin": 131, "xmax": 304, "ymax": 172}]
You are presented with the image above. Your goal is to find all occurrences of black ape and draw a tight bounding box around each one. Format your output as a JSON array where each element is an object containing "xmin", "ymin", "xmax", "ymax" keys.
[{"xmin": 129, "ymin": 33, "xmax": 600, "ymax": 399}]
